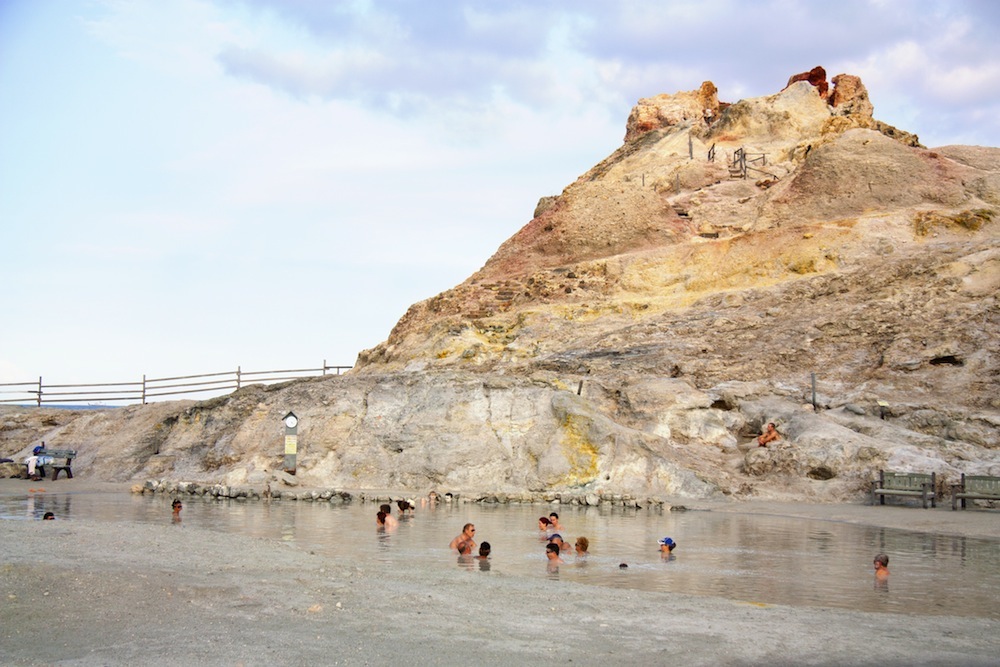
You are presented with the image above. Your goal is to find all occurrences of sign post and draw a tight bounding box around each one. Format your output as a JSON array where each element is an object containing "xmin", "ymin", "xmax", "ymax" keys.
[{"xmin": 282, "ymin": 411, "xmax": 298, "ymax": 474}]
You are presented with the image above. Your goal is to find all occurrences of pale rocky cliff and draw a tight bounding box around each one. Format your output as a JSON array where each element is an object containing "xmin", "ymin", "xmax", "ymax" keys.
[{"xmin": 3, "ymin": 69, "xmax": 998, "ymax": 502}]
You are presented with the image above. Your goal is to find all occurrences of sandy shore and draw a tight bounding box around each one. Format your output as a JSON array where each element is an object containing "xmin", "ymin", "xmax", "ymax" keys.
[{"xmin": 1, "ymin": 479, "xmax": 998, "ymax": 666}]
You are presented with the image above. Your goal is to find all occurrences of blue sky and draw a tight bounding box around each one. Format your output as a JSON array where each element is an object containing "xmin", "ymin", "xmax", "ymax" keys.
[{"xmin": 2, "ymin": 0, "xmax": 998, "ymax": 388}]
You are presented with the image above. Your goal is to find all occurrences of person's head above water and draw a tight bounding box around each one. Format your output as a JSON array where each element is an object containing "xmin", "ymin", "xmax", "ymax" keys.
[
  {"xmin": 659, "ymin": 537, "xmax": 676, "ymax": 552},
  {"xmin": 479, "ymin": 542, "xmax": 491, "ymax": 557}
]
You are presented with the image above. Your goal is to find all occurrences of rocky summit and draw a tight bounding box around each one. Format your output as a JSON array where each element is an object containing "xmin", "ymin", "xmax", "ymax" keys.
[{"xmin": 3, "ymin": 68, "xmax": 998, "ymax": 503}]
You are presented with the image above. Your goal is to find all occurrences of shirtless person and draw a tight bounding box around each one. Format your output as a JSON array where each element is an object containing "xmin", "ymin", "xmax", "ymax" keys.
[
  {"xmin": 545, "ymin": 542, "xmax": 565, "ymax": 567},
  {"xmin": 379, "ymin": 504, "xmax": 399, "ymax": 529},
  {"xmin": 874, "ymin": 553, "xmax": 890, "ymax": 581},
  {"xmin": 449, "ymin": 523, "xmax": 477, "ymax": 552},
  {"xmin": 757, "ymin": 422, "xmax": 780, "ymax": 447}
]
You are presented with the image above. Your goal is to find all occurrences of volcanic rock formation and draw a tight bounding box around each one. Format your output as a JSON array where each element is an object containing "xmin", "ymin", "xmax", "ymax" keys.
[{"xmin": 3, "ymin": 69, "xmax": 998, "ymax": 502}]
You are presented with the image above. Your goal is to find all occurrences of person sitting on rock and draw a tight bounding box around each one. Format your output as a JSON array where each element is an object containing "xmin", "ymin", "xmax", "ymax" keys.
[{"xmin": 757, "ymin": 422, "xmax": 781, "ymax": 447}]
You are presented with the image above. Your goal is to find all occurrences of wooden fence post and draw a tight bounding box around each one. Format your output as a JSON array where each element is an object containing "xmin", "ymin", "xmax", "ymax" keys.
[{"xmin": 37, "ymin": 376, "xmax": 42, "ymax": 407}]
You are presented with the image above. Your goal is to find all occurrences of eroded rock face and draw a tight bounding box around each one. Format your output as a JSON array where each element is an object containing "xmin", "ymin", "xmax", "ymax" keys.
[
  {"xmin": 786, "ymin": 65, "xmax": 829, "ymax": 98},
  {"xmin": 829, "ymin": 73, "xmax": 873, "ymax": 118},
  {"xmin": 624, "ymin": 80, "xmax": 720, "ymax": 142},
  {"xmin": 2, "ymin": 69, "xmax": 997, "ymax": 502}
]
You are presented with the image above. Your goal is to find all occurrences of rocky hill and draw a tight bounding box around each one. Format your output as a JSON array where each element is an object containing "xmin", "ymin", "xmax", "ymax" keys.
[{"xmin": 3, "ymin": 68, "xmax": 998, "ymax": 503}]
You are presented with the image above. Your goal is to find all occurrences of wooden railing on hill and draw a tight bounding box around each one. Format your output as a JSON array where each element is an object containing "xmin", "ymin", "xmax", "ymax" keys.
[{"xmin": 0, "ymin": 361, "xmax": 352, "ymax": 407}]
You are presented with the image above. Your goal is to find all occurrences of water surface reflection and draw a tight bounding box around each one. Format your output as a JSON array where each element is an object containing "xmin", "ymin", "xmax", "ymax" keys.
[{"xmin": 3, "ymin": 490, "xmax": 998, "ymax": 619}]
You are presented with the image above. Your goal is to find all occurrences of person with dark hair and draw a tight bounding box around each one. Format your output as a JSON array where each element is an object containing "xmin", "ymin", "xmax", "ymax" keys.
[
  {"xmin": 376, "ymin": 511, "xmax": 387, "ymax": 527},
  {"xmin": 172, "ymin": 499, "xmax": 183, "ymax": 524},
  {"xmin": 545, "ymin": 542, "xmax": 564, "ymax": 569},
  {"xmin": 537, "ymin": 516, "xmax": 551, "ymax": 532},
  {"xmin": 379, "ymin": 504, "xmax": 399, "ymax": 529},
  {"xmin": 757, "ymin": 422, "xmax": 780, "ymax": 447},
  {"xmin": 449, "ymin": 523, "xmax": 476, "ymax": 552},
  {"xmin": 477, "ymin": 541, "xmax": 492, "ymax": 571},
  {"xmin": 874, "ymin": 553, "xmax": 890, "ymax": 581},
  {"xmin": 548, "ymin": 512, "xmax": 564, "ymax": 532},
  {"xmin": 396, "ymin": 499, "xmax": 414, "ymax": 515},
  {"xmin": 42, "ymin": 512, "xmax": 55, "ymax": 520}
]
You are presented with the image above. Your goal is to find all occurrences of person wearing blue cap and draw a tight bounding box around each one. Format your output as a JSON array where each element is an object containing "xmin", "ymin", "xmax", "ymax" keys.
[{"xmin": 659, "ymin": 537, "xmax": 677, "ymax": 560}]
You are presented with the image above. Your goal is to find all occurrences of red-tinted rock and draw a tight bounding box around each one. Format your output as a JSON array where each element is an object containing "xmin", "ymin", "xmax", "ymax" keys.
[{"xmin": 786, "ymin": 66, "xmax": 828, "ymax": 99}]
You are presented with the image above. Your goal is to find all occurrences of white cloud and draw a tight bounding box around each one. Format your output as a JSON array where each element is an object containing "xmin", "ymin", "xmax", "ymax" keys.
[{"xmin": 2, "ymin": 0, "xmax": 999, "ymax": 386}]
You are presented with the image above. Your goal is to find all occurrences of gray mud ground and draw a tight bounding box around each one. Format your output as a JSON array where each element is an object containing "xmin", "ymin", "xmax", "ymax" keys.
[{"xmin": 1, "ymin": 480, "xmax": 998, "ymax": 666}]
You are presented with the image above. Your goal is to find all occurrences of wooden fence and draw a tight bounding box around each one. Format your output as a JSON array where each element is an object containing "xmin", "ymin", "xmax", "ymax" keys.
[{"xmin": 0, "ymin": 361, "xmax": 352, "ymax": 407}]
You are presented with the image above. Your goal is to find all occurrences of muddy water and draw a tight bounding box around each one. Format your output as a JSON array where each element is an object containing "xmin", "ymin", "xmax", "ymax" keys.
[{"xmin": 4, "ymin": 490, "xmax": 998, "ymax": 619}]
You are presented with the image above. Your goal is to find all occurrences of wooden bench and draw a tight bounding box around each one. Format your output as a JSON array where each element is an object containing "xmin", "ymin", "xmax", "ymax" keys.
[
  {"xmin": 23, "ymin": 449, "xmax": 77, "ymax": 481},
  {"xmin": 951, "ymin": 474, "xmax": 1000, "ymax": 510},
  {"xmin": 871, "ymin": 470, "xmax": 936, "ymax": 508}
]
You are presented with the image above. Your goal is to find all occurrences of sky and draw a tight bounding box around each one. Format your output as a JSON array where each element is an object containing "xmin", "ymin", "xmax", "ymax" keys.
[{"xmin": 2, "ymin": 0, "xmax": 999, "ymax": 392}]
